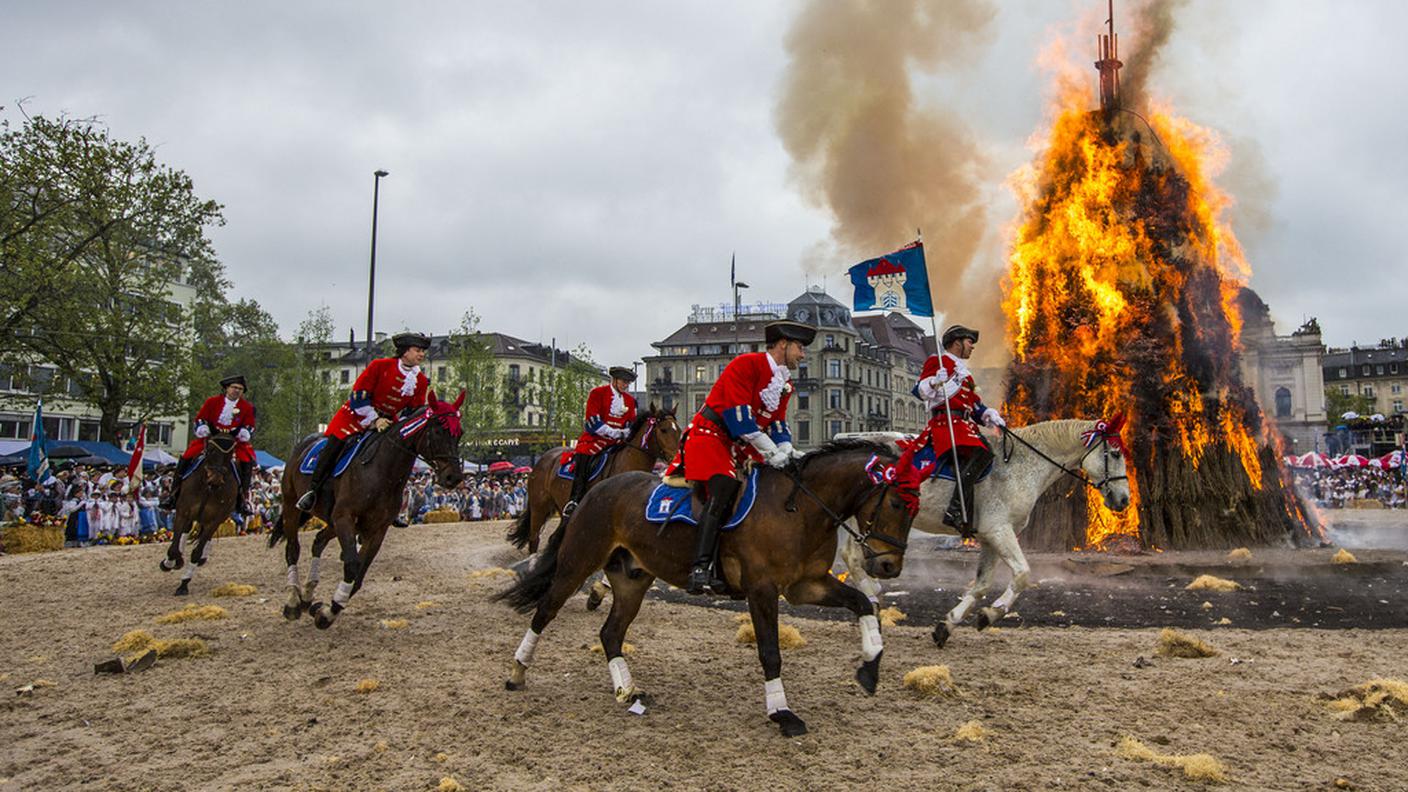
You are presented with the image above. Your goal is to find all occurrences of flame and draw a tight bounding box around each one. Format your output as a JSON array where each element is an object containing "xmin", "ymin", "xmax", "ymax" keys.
[{"xmin": 1001, "ymin": 59, "xmax": 1284, "ymax": 549}]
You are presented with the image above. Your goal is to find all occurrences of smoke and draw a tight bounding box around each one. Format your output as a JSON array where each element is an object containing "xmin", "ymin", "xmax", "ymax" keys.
[
  {"xmin": 1118, "ymin": 0, "xmax": 1190, "ymax": 105},
  {"xmin": 775, "ymin": 0, "xmax": 1000, "ymax": 359}
]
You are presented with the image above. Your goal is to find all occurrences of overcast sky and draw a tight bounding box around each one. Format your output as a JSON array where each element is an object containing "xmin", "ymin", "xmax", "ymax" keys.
[{"xmin": 7, "ymin": 1, "xmax": 1406, "ymax": 371}]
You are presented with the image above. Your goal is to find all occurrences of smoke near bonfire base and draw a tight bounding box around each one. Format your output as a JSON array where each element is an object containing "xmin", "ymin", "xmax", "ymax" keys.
[{"xmin": 775, "ymin": 0, "xmax": 997, "ymax": 343}]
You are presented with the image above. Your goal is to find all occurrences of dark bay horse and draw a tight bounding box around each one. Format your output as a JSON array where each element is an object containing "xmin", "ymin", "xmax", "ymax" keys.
[
  {"xmin": 496, "ymin": 439, "xmax": 920, "ymax": 737},
  {"xmin": 158, "ymin": 432, "xmax": 239, "ymax": 596},
  {"xmin": 272, "ymin": 391, "xmax": 465, "ymax": 628},
  {"xmin": 508, "ymin": 403, "xmax": 680, "ymax": 554}
]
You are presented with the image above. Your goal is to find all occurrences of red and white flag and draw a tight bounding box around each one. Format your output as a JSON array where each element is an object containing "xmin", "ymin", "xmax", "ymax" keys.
[{"xmin": 126, "ymin": 423, "xmax": 146, "ymax": 482}]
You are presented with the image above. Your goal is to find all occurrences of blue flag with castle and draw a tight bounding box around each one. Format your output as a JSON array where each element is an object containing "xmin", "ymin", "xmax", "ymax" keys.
[{"xmin": 847, "ymin": 241, "xmax": 932, "ymax": 318}]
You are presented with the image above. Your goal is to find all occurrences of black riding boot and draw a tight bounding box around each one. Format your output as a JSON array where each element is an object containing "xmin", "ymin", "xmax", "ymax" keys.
[
  {"xmin": 235, "ymin": 461, "xmax": 253, "ymax": 518},
  {"xmin": 160, "ymin": 457, "xmax": 195, "ymax": 510},
  {"xmin": 561, "ymin": 453, "xmax": 594, "ymax": 519},
  {"xmin": 296, "ymin": 436, "xmax": 347, "ymax": 512},
  {"xmin": 686, "ymin": 475, "xmax": 742, "ymax": 595},
  {"xmin": 942, "ymin": 446, "xmax": 994, "ymax": 536}
]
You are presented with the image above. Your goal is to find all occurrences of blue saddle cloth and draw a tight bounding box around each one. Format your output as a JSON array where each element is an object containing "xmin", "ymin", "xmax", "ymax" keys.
[
  {"xmin": 909, "ymin": 445, "xmax": 993, "ymax": 483},
  {"xmin": 555, "ymin": 446, "xmax": 618, "ymax": 482},
  {"xmin": 298, "ymin": 433, "xmax": 372, "ymax": 478},
  {"xmin": 644, "ymin": 468, "xmax": 760, "ymax": 531},
  {"xmin": 181, "ymin": 455, "xmax": 240, "ymax": 481}
]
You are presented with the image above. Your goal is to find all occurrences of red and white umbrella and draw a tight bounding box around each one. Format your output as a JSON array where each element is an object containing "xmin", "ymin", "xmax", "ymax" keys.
[
  {"xmin": 1281, "ymin": 455, "xmax": 1298, "ymax": 467},
  {"xmin": 1295, "ymin": 452, "xmax": 1332, "ymax": 468},
  {"xmin": 1377, "ymin": 450, "xmax": 1404, "ymax": 470},
  {"xmin": 1333, "ymin": 454, "xmax": 1371, "ymax": 468}
]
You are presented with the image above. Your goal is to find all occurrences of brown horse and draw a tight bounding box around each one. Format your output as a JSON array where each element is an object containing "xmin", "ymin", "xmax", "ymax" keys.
[
  {"xmin": 271, "ymin": 391, "xmax": 465, "ymax": 628},
  {"xmin": 507, "ymin": 403, "xmax": 680, "ymax": 554},
  {"xmin": 496, "ymin": 439, "xmax": 919, "ymax": 737},
  {"xmin": 158, "ymin": 432, "xmax": 239, "ymax": 596}
]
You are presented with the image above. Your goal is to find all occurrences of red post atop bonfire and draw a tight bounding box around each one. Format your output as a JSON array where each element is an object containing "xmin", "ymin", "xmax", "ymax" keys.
[{"xmin": 1094, "ymin": 0, "xmax": 1122, "ymax": 114}]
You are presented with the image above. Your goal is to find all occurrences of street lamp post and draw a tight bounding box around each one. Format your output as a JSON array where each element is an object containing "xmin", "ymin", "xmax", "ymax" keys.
[
  {"xmin": 733, "ymin": 280, "xmax": 749, "ymax": 353},
  {"xmin": 366, "ymin": 169, "xmax": 389, "ymax": 366}
]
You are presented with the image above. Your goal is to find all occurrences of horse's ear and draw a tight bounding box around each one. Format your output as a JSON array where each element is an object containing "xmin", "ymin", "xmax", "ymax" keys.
[
  {"xmin": 428, "ymin": 388, "xmax": 438, "ymax": 405},
  {"xmin": 452, "ymin": 389, "xmax": 466, "ymax": 410},
  {"xmin": 648, "ymin": 401, "xmax": 658, "ymax": 414},
  {"xmin": 1106, "ymin": 412, "xmax": 1127, "ymax": 434}
]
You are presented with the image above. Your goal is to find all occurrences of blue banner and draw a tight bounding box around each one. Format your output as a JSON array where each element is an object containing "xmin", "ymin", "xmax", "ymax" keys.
[
  {"xmin": 847, "ymin": 241, "xmax": 932, "ymax": 318},
  {"xmin": 27, "ymin": 399, "xmax": 49, "ymax": 481}
]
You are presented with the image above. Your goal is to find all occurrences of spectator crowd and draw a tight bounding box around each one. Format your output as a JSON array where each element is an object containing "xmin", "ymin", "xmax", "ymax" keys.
[{"xmin": 1291, "ymin": 465, "xmax": 1407, "ymax": 509}]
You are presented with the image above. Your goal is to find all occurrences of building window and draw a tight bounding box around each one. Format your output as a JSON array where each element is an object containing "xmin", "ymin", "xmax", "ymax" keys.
[
  {"xmin": 1377, "ymin": 365, "xmax": 1385, "ymax": 376},
  {"xmin": 695, "ymin": 365, "xmax": 707, "ymax": 383},
  {"xmin": 509, "ymin": 364, "xmax": 520, "ymax": 381},
  {"xmin": 825, "ymin": 334, "xmax": 836, "ymax": 349},
  {"xmin": 0, "ymin": 414, "xmax": 31, "ymax": 439},
  {"xmin": 340, "ymin": 369, "xmax": 350, "ymax": 384},
  {"xmin": 693, "ymin": 393, "xmax": 705, "ymax": 413},
  {"xmin": 79, "ymin": 420, "xmax": 101, "ymax": 441},
  {"xmin": 1393, "ymin": 400, "xmax": 1404, "ymax": 414},
  {"xmin": 1338, "ymin": 367, "xmax": 1347, "ymax": 378},
  {"xmin": 797, "ymin": 421, "xmax": 811, "ymax": 443},
  {"xmin": 1393, "ymin": 383, "xmax": 1402, "ymax": 395},
  {"xmin": 1364, "ymin": 386, "xmax": 1375, "ymax": 398},
  {"xmin": 662, "ymin": 395, "xmax": 674, "ymax": 412},
  {"xmin": 1362, "ymin": 365, "xmax": 1371, "ymax": 376},
  {"xmin": 797, "ymin": 394, "xmax": 810, "ymax": 410},
  {"xmin": 798, "ymin": 363, "xmax": 808, "ymax": 379},
  {"xmin": 437, "ymin": 366, "xmax": 447, "ymax": 382},
  {"xmin": 1340, "ymin": 385, "xmax": 1350, "ymax": 396},
  {"xmin": 828, "ymin": 389, "xmax": 841, "ymax": 409},
  {"xmin": 1392, "ymin": 363, "xmax": 1400, "ymax": 374},
  {"xmin": 321, "ymin": 370, "xmax": 331, "ymax": 383},
  {"xmin": 1274, "ymin": 387, "xmax": 1292, "ymax": 418},
  {"xmin": 662, "ymin": 366, "xmax": 673, "ymax": 383},
  {"xmin": 827, "ymin": 360, "xmax": 841, "ymax": 378},
  {"xmin": 828, "ymin": 420, "xmax": 842, "ymax": 438}
]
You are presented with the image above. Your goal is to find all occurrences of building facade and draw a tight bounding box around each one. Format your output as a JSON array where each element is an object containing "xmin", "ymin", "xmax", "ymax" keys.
[
  {"xmin": 642, "ymin": 287, "xmax": 934, "ymax": 450},
  {"xmin": 1322, "ymin": 342, "xmax": 1408, "ymax": 419},
  {"xmin": 1235, "ymin": 290, "xmax": 1328, "ymax": 453}
]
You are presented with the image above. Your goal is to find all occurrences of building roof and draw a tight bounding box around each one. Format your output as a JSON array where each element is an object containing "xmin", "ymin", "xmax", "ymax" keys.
[
  {"xmin": 1324, "ymin": 344, "xmax": 1408, "ymax": 371},
  {"xmin": 314, "ymin": 332, "xmax": 588, "ymax": 370},
  {"xmin": 851, "ymin": 312, "xmax": 932, "ymax": 364},
  {"xmin": 787, "ymin": 288, "xmax": 853, "ymax": 329},
  {"xmin": 652, "ymin": 320, "xmax": 768, "ymax": 349}
]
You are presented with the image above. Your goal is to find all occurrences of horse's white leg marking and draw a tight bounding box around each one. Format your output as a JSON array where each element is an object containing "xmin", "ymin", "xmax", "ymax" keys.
[
  {"xmin": 302, "ymin": 556, "xmax": 321, "ymax": 602},
  {"xmin": 181, "ymin": 559, "xmax": 198, "ymax": 582},
  {"xmin": 764, "ymin": 677, "xmax": 790, "ymax": 715},
  {"xmin": 838, "ymin": 527, "xmax": 882, "ymax": 605},
  {"xmin": 514, "ymin": 628, "xmax": 540, "ymax": 666},
  {"xmin": 331, "ymin": 580, "xmax": 354, "ymax": 607},
  {"xmin": 608, "ymin": 656, "xmax": 636, "ymax": 703},
  {"xmin": 177, "ymin": 531, "xmax": 188, "ymax": 555},
  {"xmin": 944, "ymin": 542, "xmax": 999, "ymax": 627},
  {"xmin": 985, "ymin": 525, "xmax": 1031, "ymax": 618},
  {"xmin": 858, "ymin": 614, "xmax": 883, "ymax": 661}
]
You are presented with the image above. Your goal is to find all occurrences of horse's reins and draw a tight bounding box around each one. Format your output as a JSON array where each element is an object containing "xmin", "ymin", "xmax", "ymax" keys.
[
  {"xmin": 783, "ymin": 465, "xmax": 910, "ymax": 560},
  {"xmin": 999, "ymin": 427, "xmax": 1127, "ymax": 493},
  {"xmin": 377, "ymin": 412, "xmax": 459, "ymax": 471}
]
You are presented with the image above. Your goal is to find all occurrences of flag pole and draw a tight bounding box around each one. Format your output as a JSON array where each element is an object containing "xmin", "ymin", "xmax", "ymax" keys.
[{"xmin": 916, "ymin": 227, "xmax": 968, "ymax": 526}]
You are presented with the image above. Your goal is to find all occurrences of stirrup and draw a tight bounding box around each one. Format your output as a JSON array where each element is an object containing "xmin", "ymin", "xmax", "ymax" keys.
[
  {"xmin": 686, "ymin": 565, "xmax": 711, "ymax": 595},
  {"xmin": 296, "ymin": 490, "xmax": 317, "ymax": 512},
  {"xmin": 561, "ymin": 500, "xmax": 579, "ymax": 518}
]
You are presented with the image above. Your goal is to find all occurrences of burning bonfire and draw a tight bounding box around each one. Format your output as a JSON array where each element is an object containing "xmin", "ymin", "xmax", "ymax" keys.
[{"xmin": 1001, "ymin": 7, "xmax": 1313, "ymax": 550}]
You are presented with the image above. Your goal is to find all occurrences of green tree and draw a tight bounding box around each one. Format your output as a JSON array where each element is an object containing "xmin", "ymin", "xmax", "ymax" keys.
[
  {"xmin": 449, "ymin": 309, "xmax": 502, "ymax": 453},
  {"xmin": 1, "ymin": 110, "xmax": 225, "ymax": 439},
  {"xmin": 543, "ymin": 343, "xmax": 601, "ymax": 445},
  {"xmin": 1325, "ymin": 387, "xmax": 1375, "ymax": 422}
]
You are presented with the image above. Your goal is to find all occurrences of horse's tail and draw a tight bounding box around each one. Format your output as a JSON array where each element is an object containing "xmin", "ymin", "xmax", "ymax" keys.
[
  {"xmin": 494, "ymin": 516, "xmax": 568, "ymax": 614},
  {"xmin": 266, "ymin": 517, "xmax": 285, "ymax": 548},
  {"xmin": 506, "ymin": 503, "xmax": 533, "ymax": 551}
]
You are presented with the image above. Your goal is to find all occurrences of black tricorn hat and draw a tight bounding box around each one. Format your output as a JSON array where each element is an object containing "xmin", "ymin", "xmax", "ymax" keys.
[
  {"xmin": 608, "ymin": 366, "xmax": 637, "ymax": 382},
  {"xmin": 941, "ymin": 324, "xmax": 980, "ymax": 348},
  {"xmin": 219, "ymin": 374, "xmax": 247, "ymax": 389},
  {"xmin": 765, "ymin": 320, "xmax": 817, "ymax": 346},
  {"xmin": 392, "ymin": 331, "xmax": 432, "ymax": 350}
]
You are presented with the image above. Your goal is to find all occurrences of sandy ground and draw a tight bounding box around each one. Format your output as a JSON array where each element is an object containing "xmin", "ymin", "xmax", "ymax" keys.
[{"xmin": 2, "ymin": 520, "xmax": 1406, "ymax": 791}]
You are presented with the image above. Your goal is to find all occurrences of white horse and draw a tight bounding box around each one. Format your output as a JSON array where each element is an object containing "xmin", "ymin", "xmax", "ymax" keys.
[{"xmin": 837, "ymin": 418, "xmax": 1131, "ymax": 647}]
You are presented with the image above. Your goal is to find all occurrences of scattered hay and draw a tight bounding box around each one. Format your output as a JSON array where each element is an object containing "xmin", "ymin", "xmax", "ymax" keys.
[
  {"xmin": 155, "ymin": 604, "xmax": 228, "ymax": 624},
  {"xmin": 438, "ymin": 777, "xmax": 465, "ymax": 792},
  {"xmin": 415, "ymin": 600, "xmax": 440, "ymax": 610},
  {"xmin": 434, "ymin": 752, "xmax": 449, "ymax": 763},
  {"xmin": 902, "ymin": 665, "xmax": 960, "ymax": 698},
  {"xmin": 380, "ymin": 619, "xmax": 409, "ymax": 630},
  {"xmin": 468, "ymin": 567, "xmax": 514, "ymax": 579},
  {"xmin": 952, "ymin": 720, "xmax": 990, "ymax": 743},
  {"xmin": 878, "ymin": 606, "xmax": 907, "ymax": 628},
  {"xmin": 1226, "ymin": 547, "xmax": 1252, "ymax": 561},
  {"xmin": 589, "ymin": 642, "xmax": 636, "ymax": 655},
  {"xmin": 373, "ymin": 740, "xmax": 389, "ymax": 753},
  {"xmin": 355, "ymin": 678, "xmax": 380, "ymax": 694},
  {"xmin": 0, "ymin": 523, "xmax": 64, "ymax": 554},
  {"xmin": 113, "ymin": 629, "xmax": 156, "ymax": 654},
  {"xmin": 1324, "ymin": 678, "xmax": 1408, "ymax": 722},
  {"xmin": 1331, "ymin": 548, "xmax": 1358, "ymax": 565},
  {"xmin": 734, "ymin": 622, "xmax": 807, "ymax": 649},
  {"xmin": 1050, "ymin": 610, "xmax": 1067, "ymax": 617},
  {"xmin": 1214, "ymin": 618, "xmax": 1232, "ymax": 626},
  {"xmin": 1117, "ymin": 736, "xmax": 1227, "ymax": 783},
  {"xmin": 210, "ymin": 583, "xmax": 257, "ymax": 597},
  {"xmin": 424, "ymin": 509, "xmax": 462, "ymax": 524},
  {"xmin": 153, "ymin": 638, "xmax": 209, "ymax": 659},
  {"xmin": 1155, "ymin": 628, "xmax": 1219, "ymax": 658},
  {"xmin": 1200, "ymin": 601, "xmax": 1213, "ymax": 610},
  {"xmin": 1186, "ymin": 575, "xmax": 1241, "ymax": 592},
  {"xmin": 31, "ymin": 678, "xmax": 57, "ymax": 688}
]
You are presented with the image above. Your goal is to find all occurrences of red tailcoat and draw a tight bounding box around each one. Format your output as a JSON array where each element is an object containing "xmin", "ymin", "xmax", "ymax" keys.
[
  {"xmin": 325, "ymin": 358, "xmax": 430, "ymax": 440},
  {"xmin": 182, "ymin": 395, "xmax": 257, "ymax": 462},
  {"xmin": 916, "ymin": 352, "xmax": 989, "ymax": 457},
  {"xmin": 573, "ymin": 384, "xmax": 638, "ymax": 456},
  {"xmin": 667, "ymin": 352, "xmax": 793, "ymax": 482}
]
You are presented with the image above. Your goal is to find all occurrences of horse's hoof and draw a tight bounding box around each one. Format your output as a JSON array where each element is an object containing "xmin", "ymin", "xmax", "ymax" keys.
[
  {"xmin": 309, "ymin": 601, "xmax": 335, "ymax": 629},
  {"xmin": 932, "ymin": 622, "xmax": 951, "ymax": 648},
  {"xmin": 159, "ymin": 558, "xmax": 173, "ymax": 572},
  {"xmin": 193, "ymin": 556, "xmax": 207, "ymax": 567},
  {"xmin": 505, "ymin": 679, "xmax": 523, "ymax": 691},
  {"xmin": 855, "ymin": 654, "xmax": 881, "ymax": 695},
  {"xmin": 976, "ymin": 607, "xmax": 1001, "ymax": 631},
  {"xmin": 585, "ymin": 590, "xmax": 605, "ymax": 611},
  {"xmin": 174, "ymin": 583, "xmax": 189, "ymax": 597},
  {"xmin": 769, "ymin": 710, "xmax": 808, "ymax": 737},
  {"xmin": 282, "ymin": 604, "xmax": 301, "ymax": 620},
  {"xmin": 165, "ymin": 556, "xmax": 184, "ymax": 571}
]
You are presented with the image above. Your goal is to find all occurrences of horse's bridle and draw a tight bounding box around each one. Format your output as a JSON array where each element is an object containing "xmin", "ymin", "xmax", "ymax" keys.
[
  {"xmin": 784, "ymin": 466, "xmax": 913, "ymax": 561},
  {"xmin": 381, "ymin": 411, "xmax": 460, "ymax": 472},
  {"xmin": 1000, "ymin": 427, "xmax": 1128, "ymax": 495}
]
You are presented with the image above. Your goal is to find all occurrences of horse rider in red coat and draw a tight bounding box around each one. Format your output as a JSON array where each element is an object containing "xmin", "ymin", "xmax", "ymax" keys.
[
  {"xmin": 914, "ymin": 324, "xmax": 1005, "ymax": 533},
  {"xmin": 563, "ymin": 366, "xmax": 638, "ymax": 519},
  {"xmin": 296, "ymin": 332, "xmax": 432, "ymax": 513},
  {"xmin": 163, "ymin": 375, "xmax": 258, "ymax": 515},
  {"xmin": 664, "ymin": 320, "xmax": 815, "ymax": 594}
]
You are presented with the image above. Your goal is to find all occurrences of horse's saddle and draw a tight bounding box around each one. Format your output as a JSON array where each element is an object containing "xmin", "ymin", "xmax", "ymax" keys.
[
  {"xmin": 298, "ymin": 433, "xmax": 373, "ymax": 478},
  {"xmin": 906, "ymin": 446, "xmax": 993, "ymax": 483},
  {"xmin": 645, "ymin": 468, "xmax": 760, "ymax": 531},
  {"xmin": 555, "ymin": 446, "xmax": 621, "ymax": 482},
  {"xmin": 181, "ymin": 455, "xmax": 240, "ymax": 482}
]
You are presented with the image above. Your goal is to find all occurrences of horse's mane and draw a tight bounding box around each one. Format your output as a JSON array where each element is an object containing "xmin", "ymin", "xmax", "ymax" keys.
[
  {"xmin": 797, "ymin": 437, "xmax": 896, "ymax": 473},
  {"xmin": 1007, "ymin": 418, "xmax": 1095, "ymax": 452}
]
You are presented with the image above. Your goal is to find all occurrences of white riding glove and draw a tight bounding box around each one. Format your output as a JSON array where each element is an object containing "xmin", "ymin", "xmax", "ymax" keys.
[
  {"xmin": 917, "ymin": 375, "xmax": 960, "ymax": 404},
  {"xmin": 776, "ymin": 441, "xmax": 805, "ymax": 460},
  {"xmin": 747, "ymin": 433, "xmax": 792, "ymax": 469},
  {"xmin": 194, "ymin": 424, "xmax": 210, "ymax": 439},
  {"xmin": 981, "ymin": 408, "xmax": 1006, "ymax": 428},
  {"xmin": 236, "ymin": 428, "xmax": 251, "ymax": 442}
]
